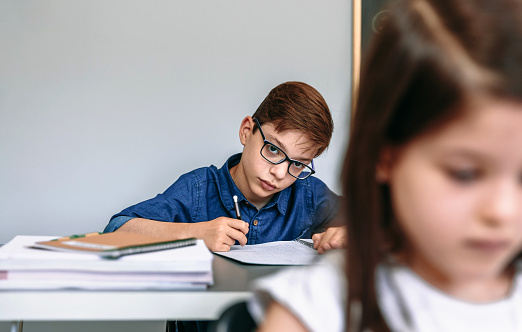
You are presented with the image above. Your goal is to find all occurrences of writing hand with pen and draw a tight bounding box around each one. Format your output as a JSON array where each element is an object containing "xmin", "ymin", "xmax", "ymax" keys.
[{"xmin": 194, "ymin": 195, "xmax": 248, "ymax": 252}]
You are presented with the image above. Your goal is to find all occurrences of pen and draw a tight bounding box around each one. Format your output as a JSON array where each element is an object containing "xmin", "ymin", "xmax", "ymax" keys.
[{"xmin": 233, "ymin": 195, "xmax": 242, "ymax": 220}]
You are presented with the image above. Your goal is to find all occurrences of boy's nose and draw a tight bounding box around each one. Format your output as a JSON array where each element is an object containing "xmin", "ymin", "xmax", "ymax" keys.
[
  {"xmin": 480, "ymin": 180, "xmax": 521, "ymax": 227},
  {"xmin": 269, "ymin": 162, "xmax": 288, "ymax": 180}
]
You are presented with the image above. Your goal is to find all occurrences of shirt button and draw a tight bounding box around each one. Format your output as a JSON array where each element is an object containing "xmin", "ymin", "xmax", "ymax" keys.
[{"xmin": 253, "ymin": 220, "xmax": 258, "ymax": 226}]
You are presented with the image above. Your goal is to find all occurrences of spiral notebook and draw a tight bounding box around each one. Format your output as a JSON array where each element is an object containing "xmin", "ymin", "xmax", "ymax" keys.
[{"xmin": 31, "ymin": 232, "xmax": 197, "ymax": 259}]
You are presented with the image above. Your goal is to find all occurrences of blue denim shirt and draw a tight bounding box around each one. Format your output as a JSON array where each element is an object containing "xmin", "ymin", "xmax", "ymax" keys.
[{"xmin": 104, "ymin": 153, "xmax": 339, "ymax": 243}]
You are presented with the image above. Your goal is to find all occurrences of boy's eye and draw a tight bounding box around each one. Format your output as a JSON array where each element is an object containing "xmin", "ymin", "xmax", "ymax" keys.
[
  {"xmin": 291, "ymin": 161, "xmax": 305, "ymax": 169},
  {"xmin": 267, "ymin": 144, "xmax": 281, "ymax": 155}
]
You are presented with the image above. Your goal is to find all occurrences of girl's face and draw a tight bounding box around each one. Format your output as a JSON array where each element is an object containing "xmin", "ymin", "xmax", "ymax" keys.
[{"xmin": 381, "ymin": 99, "xmax": 522, "ymax": 300}]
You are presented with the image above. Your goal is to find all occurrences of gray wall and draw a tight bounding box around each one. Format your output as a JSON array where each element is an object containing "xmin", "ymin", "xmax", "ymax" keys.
[{"xmin": 0, "ymin": 0, "xmax": 351, "ymax": 330}]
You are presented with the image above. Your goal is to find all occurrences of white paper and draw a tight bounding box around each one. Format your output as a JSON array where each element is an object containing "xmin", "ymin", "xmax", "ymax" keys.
[
  {"xmin": 0, "ymin": 279, "xmax": 207, "ymax": 290},
  {"xmin": 214, "ymin": 240, "xmax": 319, "ymax": 265},
  {"xmin": 0, "ymin": 235, "xmax": 213, "ymax": 273},
  {"xmin": 4, "ymin": 270, "xmax": 213, "ymax": 283},
  {"xmin": 0, "ymin": 235, "xmax": 215, "ymax": 290}
]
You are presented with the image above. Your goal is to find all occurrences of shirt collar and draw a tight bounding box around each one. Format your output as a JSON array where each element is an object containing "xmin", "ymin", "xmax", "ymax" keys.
[{"xmin": 218, "ymin": 153, "xmax": 290, "ymax": 215}]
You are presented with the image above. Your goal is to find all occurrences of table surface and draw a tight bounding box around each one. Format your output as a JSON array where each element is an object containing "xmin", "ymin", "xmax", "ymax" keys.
[{"xmin": 0, "ymin": 254, "xmax": 284, "ymax": 321}]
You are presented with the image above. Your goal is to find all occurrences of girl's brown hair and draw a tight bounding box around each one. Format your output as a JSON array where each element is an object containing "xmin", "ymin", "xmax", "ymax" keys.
[{"xmin": 343, "ymin": 0, "xmax": 522, "ymax": 330}]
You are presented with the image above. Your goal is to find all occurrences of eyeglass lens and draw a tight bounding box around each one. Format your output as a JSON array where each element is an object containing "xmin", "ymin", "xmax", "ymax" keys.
[{"xmin": 261, "ymin": 143, "xmax": 312, "ymax": 179}]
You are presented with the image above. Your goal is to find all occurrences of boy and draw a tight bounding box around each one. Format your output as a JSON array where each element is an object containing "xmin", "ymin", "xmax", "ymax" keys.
[{"xmin": 104, "ymin": 81, "xmax": 345, "ymax": 253}]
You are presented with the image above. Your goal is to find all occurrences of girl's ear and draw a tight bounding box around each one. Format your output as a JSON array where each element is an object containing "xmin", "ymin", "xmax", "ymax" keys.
[
  {"xmin": 238, "ymin": 116, "xmax": 255, "ymax": 146},
  {"xmin": 376, "ymin": 146, "xmax": 395, "ymax": 183}
]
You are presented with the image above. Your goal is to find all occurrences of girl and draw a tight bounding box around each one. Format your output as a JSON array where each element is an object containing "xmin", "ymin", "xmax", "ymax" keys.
[{"xmin": 249, "ymin": 0, "xmax": 522, "ymax": 331}]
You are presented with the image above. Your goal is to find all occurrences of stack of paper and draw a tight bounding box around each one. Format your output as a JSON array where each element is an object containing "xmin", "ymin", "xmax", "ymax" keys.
[{"xmin": 0, "ymin": 235, "xmax": 213, "ymax": 290}]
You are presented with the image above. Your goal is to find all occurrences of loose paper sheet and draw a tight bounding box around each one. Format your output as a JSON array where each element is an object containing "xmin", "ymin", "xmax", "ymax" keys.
[{"xmin": 213, "ymin": 240, "xmax": 319, "ymax": 265}]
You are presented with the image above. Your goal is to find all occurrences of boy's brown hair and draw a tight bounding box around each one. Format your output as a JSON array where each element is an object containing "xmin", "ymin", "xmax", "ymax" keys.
[{"xmin": 252, "ymin": 81, "xmax": 334, "ymax": 157}]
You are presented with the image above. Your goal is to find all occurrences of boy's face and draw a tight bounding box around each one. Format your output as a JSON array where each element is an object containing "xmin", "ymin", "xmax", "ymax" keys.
[
  {"xmin": 232, "ymin": 116, "xmax": 317, "ymax": 209},
  {"xmin": 378, "ymin": 98, "xmax": 522, "ymax": 298}
]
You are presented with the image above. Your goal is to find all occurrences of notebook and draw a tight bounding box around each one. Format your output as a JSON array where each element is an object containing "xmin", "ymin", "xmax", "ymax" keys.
[{"xmin": 31, "ymin": 232, "xmax": 197, "ymax": 259}]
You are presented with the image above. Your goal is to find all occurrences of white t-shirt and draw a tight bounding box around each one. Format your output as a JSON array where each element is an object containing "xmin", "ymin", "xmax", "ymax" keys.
[
  {"xmin": 249, "ymin": 250, "xmax": 346, "ymax": 332},
  {"xmin": 249, "ymin": 251, "xmax": 522, "ymax": 332}
]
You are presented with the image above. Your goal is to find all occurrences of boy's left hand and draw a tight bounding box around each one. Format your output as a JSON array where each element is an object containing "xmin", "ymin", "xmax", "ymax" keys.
[{"xmin": 312, "ymin": 226, "xmax": 347, "ymax": 254}]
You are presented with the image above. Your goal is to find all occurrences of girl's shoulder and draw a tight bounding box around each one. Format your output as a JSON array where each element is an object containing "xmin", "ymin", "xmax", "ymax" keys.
[{"xmin": 249, "ymin": 250, "xmax": 346, "ymax": 332}]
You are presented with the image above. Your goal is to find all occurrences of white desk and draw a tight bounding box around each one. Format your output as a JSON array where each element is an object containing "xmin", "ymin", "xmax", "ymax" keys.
[{"xmin": 0, "ymin": 255, "xmax": 283, "ymax": 330}]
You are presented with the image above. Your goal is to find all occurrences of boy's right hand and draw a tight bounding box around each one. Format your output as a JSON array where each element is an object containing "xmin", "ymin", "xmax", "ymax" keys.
[{"xmin": 196, "ymin": 217, "xmax": 249, "ymax": 252}]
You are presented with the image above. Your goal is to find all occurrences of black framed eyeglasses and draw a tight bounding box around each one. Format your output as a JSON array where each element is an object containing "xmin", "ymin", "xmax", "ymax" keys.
[{"xmin": 253, "ymin": 118, "xmax": 316, "ymax": 180}]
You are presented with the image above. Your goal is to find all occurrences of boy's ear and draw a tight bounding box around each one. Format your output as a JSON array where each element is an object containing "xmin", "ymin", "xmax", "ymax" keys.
[
  {"xmin": 238, "ymin": 116, "xmax": 255, "ymax": 145},
  {"xmin": 376, "ymin": 146, "xmax": 395, "ymax": 183}
]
